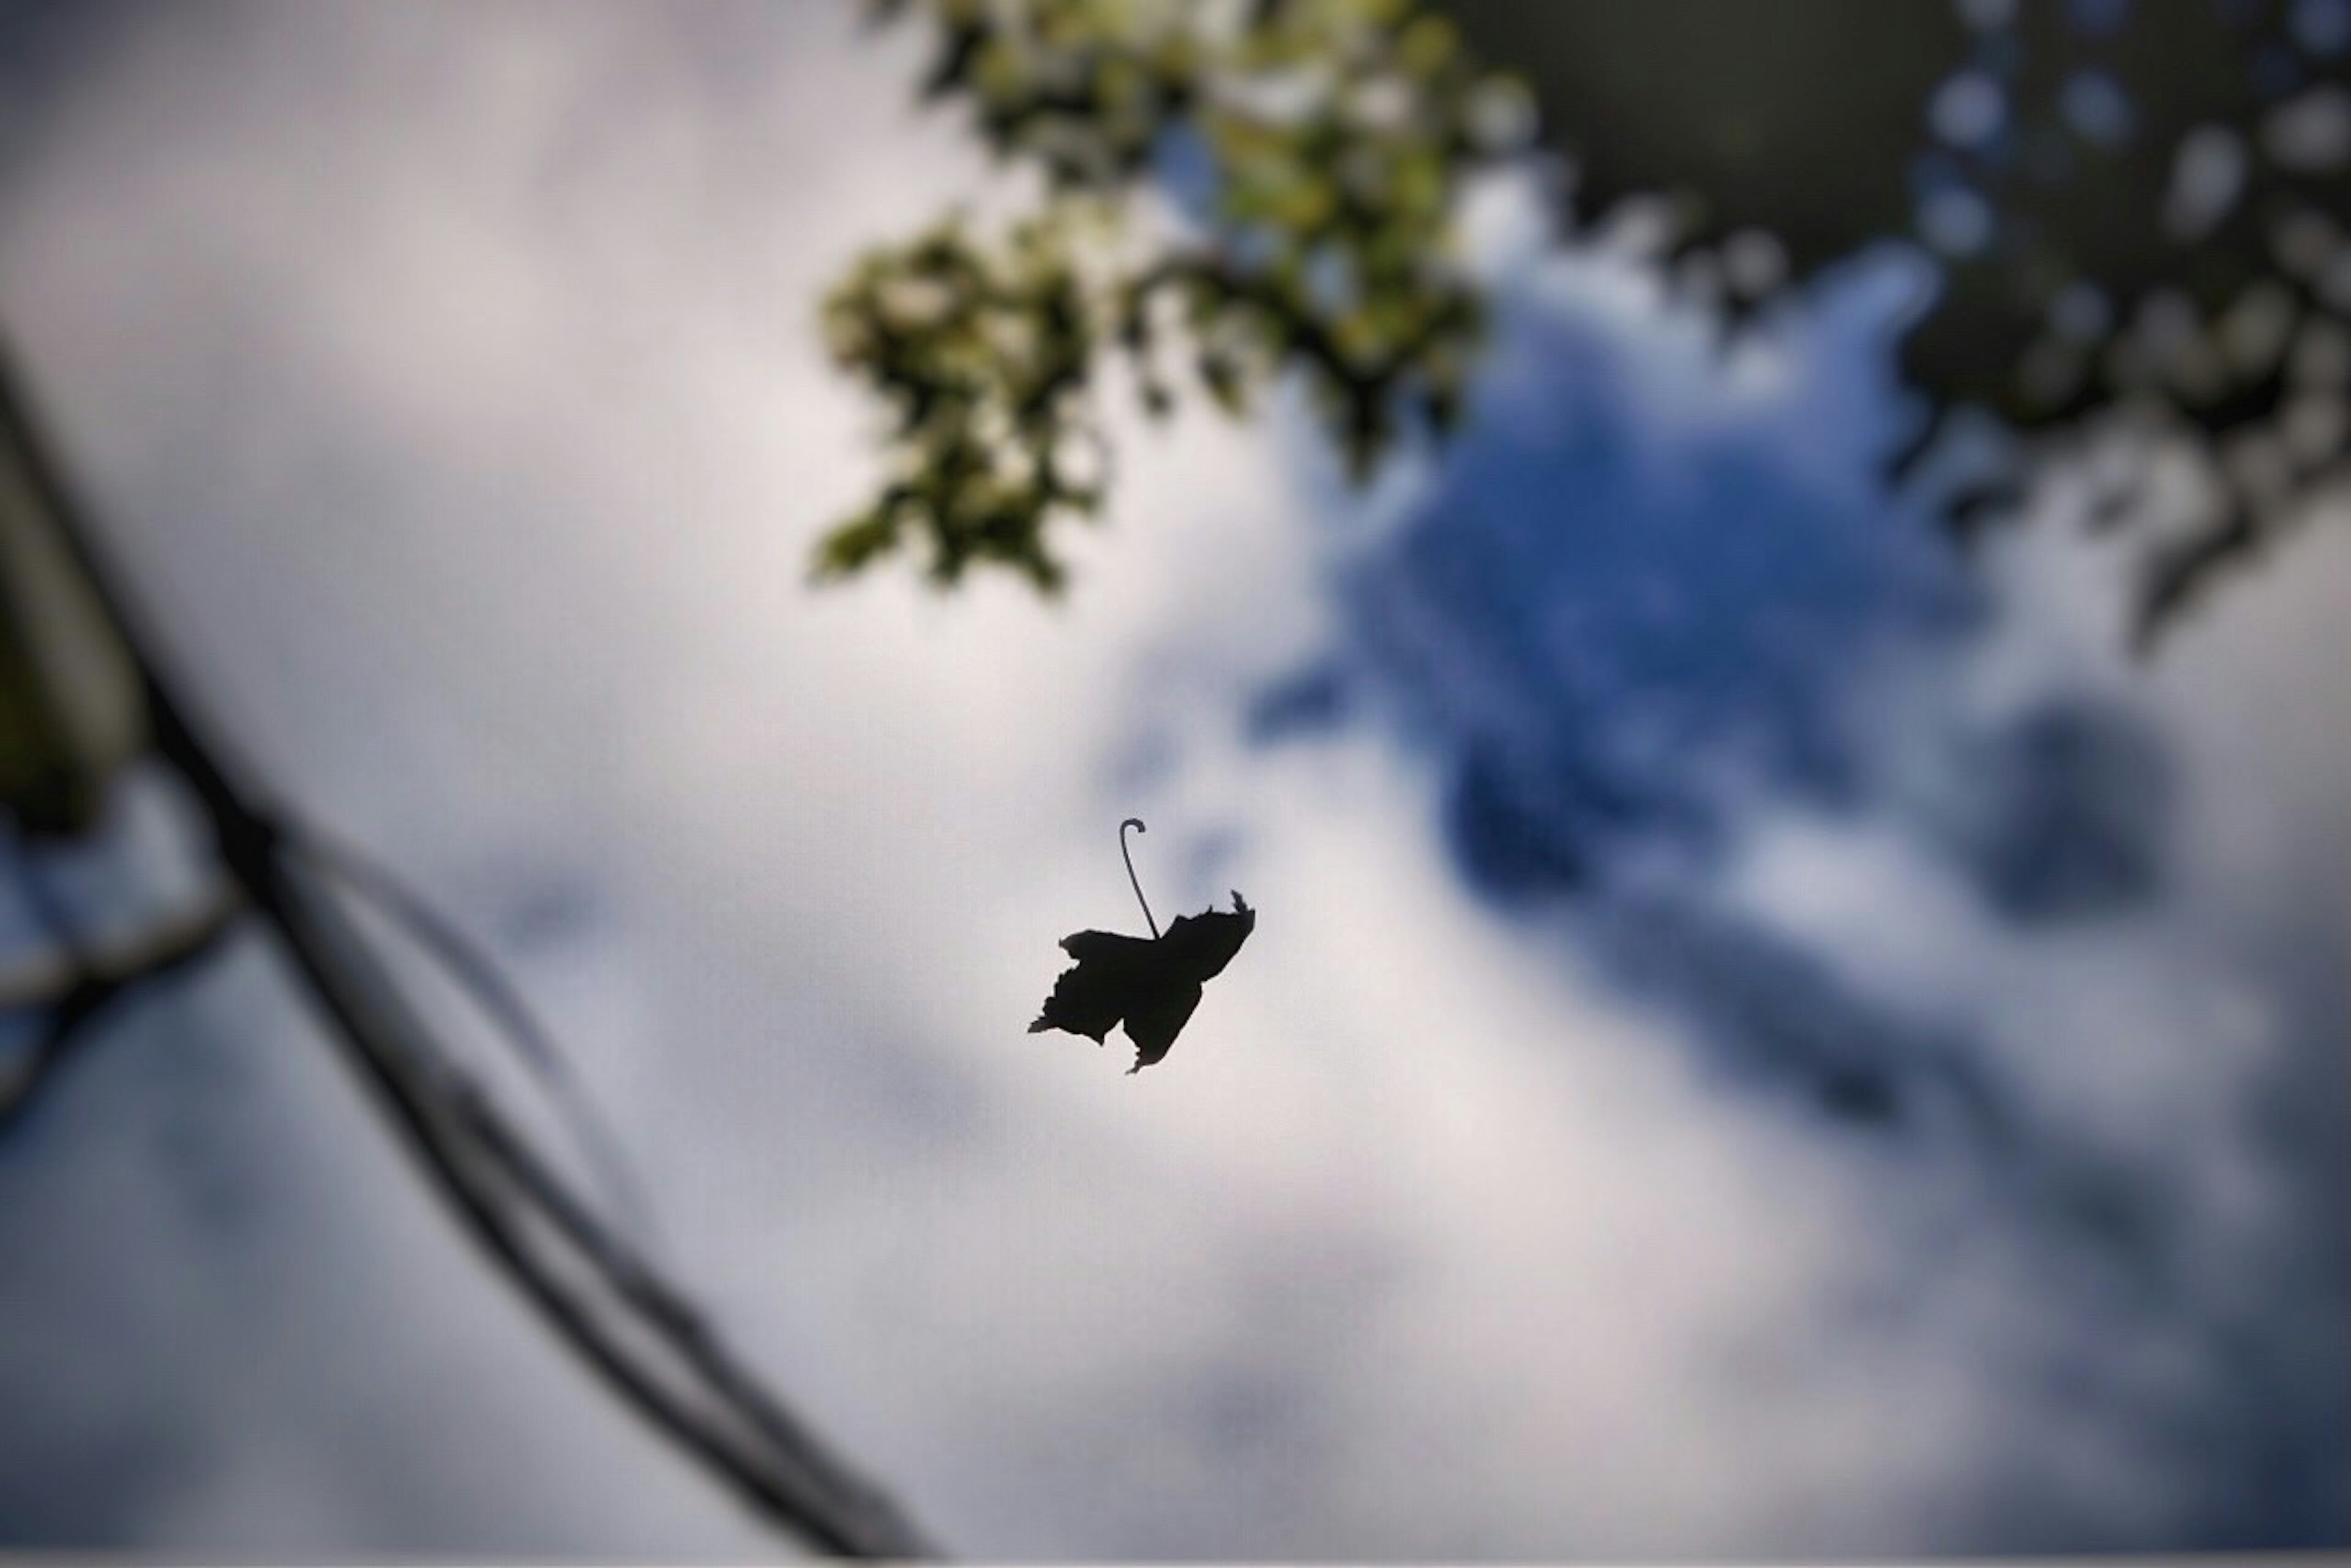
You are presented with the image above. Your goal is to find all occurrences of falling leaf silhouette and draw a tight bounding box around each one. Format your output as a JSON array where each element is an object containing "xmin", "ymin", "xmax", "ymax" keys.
[{"xmin": 1028, "ymin": 820, "xmax": 1254, "ymax": 1073}]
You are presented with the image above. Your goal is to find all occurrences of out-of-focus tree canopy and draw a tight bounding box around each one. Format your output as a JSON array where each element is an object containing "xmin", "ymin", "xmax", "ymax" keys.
[
  {"xmin": 1445, "ymin": 0, "xmax": 2351, "ymax": 644},
  {"xmin": 822, "ymin": 0, "xmax": 2349, "ymax": 643},
  {"xmin": 817, "ymin": 0, "xmax": 1529, "ymax": 591}
]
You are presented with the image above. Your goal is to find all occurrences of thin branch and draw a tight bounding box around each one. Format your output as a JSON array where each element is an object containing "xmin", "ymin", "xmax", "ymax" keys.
[
  {"xmin": 0, "ymin": 884, "xmax": 246, "ymax": 1013},
  {"xmin": 0, "ymin": 887, "xmax": 246, "ymax": 1133},
  {"xmin": 0, "ymin": 342, "xmax": 940, "ymax": 1559},
  {"xmin": 282, "ymin": 817, "xmax": 661, "ymax": 1249}
]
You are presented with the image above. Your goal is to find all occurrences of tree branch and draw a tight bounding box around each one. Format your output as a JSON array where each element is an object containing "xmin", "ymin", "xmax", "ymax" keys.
[
  {"xmin": 0, "ymin": 887, "xmax": 246, "ymax": 1133},
  {"xmin": 0, "ymin": 883, "xmax": 245, "ymax": 1013},
  {"xmin": 0, "ymin": 340, "xmax": 940, "ymax": 1559}
]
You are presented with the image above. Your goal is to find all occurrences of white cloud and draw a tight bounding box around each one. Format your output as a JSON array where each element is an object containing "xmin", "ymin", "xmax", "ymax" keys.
[{"xmin": 0, "ymin": 2, "xmax": 2343, "ymax": 1559}]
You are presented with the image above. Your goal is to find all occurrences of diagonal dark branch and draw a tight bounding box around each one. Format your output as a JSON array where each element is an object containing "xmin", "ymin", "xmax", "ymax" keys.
[
  {"xmin": 0, "ymin": 886, "xmax": 247, "ymax": 1134},
  {"xmin": 282, "ymin": 817, "xmax": 660, "ymax": 1248},
  {"xmin": 0, "ymin": 342, "xmax": 940, "ymax": 1559}
]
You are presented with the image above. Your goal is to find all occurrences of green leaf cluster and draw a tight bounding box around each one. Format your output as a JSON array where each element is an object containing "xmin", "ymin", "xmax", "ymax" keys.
[
  {"xmin": 820, "ymin": 214, "xmax": 1105, "ymax": 590},
  {"xmin": 818, "ymin": 0, "xmax": 1529, "ymax": 591}
]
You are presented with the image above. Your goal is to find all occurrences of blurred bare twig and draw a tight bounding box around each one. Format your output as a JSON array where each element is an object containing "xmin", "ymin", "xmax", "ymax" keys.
[
  {"xmin": 0, "ymin": 343, "xmax": 939, "ymax": 1559},
  {"xmin": 0, "ymin": 882, "xmax": 246, "ymax": 1133}
]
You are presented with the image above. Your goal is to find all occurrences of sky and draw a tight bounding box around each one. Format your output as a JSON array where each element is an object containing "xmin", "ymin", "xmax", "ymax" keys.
[{"xmin": 0, "ymin": 1, "xmax": 2346, "ymax": 1559}]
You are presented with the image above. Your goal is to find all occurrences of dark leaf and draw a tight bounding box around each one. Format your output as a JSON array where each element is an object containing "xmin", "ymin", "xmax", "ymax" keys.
[{"xmin": 1028, "ymin": 891, "xmax": 1254, "ymax": 1074}]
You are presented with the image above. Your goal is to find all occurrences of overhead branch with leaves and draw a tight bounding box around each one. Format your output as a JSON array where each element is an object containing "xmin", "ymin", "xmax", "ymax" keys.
[
  {"xmin": 1440, "ymin": 0, "xmax": 2351, "ymax": 647},
  {"xmin": 827, "ymin": 0, "xmax": 2350, "ymax": 648},
  {"xmin": 817, "ymin": 0, "xmax": 1532, "ymax": 591}
]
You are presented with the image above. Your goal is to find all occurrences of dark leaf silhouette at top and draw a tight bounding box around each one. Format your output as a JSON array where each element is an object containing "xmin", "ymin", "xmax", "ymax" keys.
[{"xmin": 1028, "ymin": 819, "xmax": 1254, "ymax": 1075}]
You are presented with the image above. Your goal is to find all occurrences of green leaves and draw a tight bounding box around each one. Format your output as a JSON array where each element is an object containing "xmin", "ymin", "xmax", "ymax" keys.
[
  {"xmin": 819, "ymin": 214, "xmax": 1102, "ymax": 590},
  {"xmin": 816, "ymin": 0, "xmax": 1529, "ymax": 592}
]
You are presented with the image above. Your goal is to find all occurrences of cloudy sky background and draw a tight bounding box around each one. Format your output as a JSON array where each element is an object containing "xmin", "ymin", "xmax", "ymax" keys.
[{"xmin": 1, "ymin": 2, "xmax": 2346, "ymax": 1558}]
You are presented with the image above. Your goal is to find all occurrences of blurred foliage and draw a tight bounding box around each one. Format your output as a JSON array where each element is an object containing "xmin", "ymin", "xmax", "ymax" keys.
[
  {"xmin": 817, "ymin": 0, "xmax": 1529, "ymax": 590},
  {"xmin": 828, "ymin": 0, "xmax": 2349, "ymax": 643},
  {"xmin": 821, "ymin": 211, "xmax": 1106, "ymax": 591},
  {"xmin": 2, "ymin": 392, "xmax": 147, "ymax": 839},
  {"xmin": 1444, "ymin": 0, "xmax": 2351, "ymax": 647}
]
